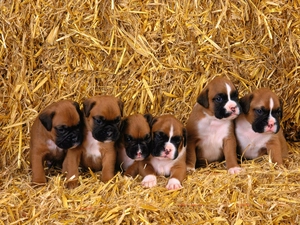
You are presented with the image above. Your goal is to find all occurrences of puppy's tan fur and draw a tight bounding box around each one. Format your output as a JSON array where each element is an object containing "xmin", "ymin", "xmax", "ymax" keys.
[
  {"xmin": 236, "ymin": 88, "xmax": 288, "ymax": 165},
  {"xmin": 62, "ymin": 96, "xmax": 123, "ymax": 188},
  {"xmin": 186, "ymin": 77, "xmax": 241, "ymax": 174},
  {"xmin": 142, "ymin": 115, "xmax": 187, "ymax": 190},
  {"xmin": 30, "ymin": 100, "xmax": 82, "ymax": 184}
]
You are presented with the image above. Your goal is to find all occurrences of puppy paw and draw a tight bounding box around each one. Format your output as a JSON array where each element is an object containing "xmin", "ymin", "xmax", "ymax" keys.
[
  {"xmin": 228, "ymin": 167, "xmax": 243, "ymax": 175},
  {"xmin": 166, "ymin": 178, "xmax": 182, "ymax": 190},
  {"xmin": 141, "ymin": 175, "xmax": 157, "ymax": 188},
  {"xmin": 66, "ymin": 180, "xmax": 79, "ymax": 189},
  {"xmin": 186, "ymin": 166, "xmax": 195, "ymax": 172},
  {"xmin": 65, "ymin": 175, "xmax": 79, "ymax": 189}
]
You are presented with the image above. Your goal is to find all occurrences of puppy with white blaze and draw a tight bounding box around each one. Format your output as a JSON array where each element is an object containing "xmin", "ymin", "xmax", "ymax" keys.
[
  {"xmin": 235, "ymin": 88, "xmax": 288, "ymax": 165},
  {"xmin": 142, "ymin": 114, "xmax": 187, "ymax": 190},
  {"xmin": 186, "ymin": 77, "xmax": 242, "ymax": 174}
]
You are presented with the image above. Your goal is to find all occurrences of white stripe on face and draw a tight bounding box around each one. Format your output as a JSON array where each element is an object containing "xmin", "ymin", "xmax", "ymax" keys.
[
  {"xmin": 225, "ymin": 83, "xmax": 232, "ymax": 101},
  {"xmin": 163, "ymin": 124, "xmax": 176, "ymax": 159},
  {"xmin": 268, "ymin": 97, "xmax": 275, "ymax": 123},
  {"xmin": 269, "ymin": 97, "xmax": 274, "ymax": 114},
  {"xmin": 168, "ymin": 125, "xmax": 174, "ymax": 142},
  {"xmin": 265, "ymin": 97, "xmax": 277, "ymax": 132},
  {"xmin": 224, "ymin": 83, "xmax": 239, "ymax": 118}
]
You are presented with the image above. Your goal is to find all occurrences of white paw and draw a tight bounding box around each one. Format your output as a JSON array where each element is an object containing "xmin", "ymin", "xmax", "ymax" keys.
[
  {"xmin": 166, "ymin": 178, "xmax": 182, "ymax": 190},
  {"xmin": 142, "ymin": 175, "xmax": 157, "ymax": 188},
  {"xmin": 228, "ymin": 166, "xmax": 243, "ymax": 174},
  {"xmin": 186, "ymin": 166, "xmax": 195, "ymax": 172}
]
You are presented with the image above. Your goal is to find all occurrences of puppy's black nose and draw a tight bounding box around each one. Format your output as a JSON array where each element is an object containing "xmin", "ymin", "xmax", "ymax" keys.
[{"xmin": 106, "ymin": 131, "xmax": 113, "ymax": 137}]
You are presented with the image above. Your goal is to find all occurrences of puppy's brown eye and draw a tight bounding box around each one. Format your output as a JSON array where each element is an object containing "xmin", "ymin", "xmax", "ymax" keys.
[
  {"xmin": 255, "ymin": 109, "xmax": 263, "ymax": 115},
  {"xmin": 214, "ymin": 96, "xmax": 223, "ymax": 103},
  {"xmin": 144, "ymin": 134, "xmax": 151, "ymax": 142},
  {"xmin": 125, "ymin": 134, "xmax": 132, "ymax": 142},
  {"xmin": 114, "ymin": 117, "xmax": 121, "ymax": 124},
  {"xmin": 55, "ymin": 126, "xmax": 66, "ymax": 133},
  {"xmin": 93, "ymin": 117, "xmax": 103, "ymax": 125}
]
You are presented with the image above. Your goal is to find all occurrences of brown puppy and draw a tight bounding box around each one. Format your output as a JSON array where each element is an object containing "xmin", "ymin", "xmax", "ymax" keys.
[
  {"xmin": 116, "ymin": 114, "xmax": 152, "ymax": 177},
  {"xmin": 235, "ymin": 88, "xmax": 288, "ymax": 164},
  {"xmin": 62, "ymin": 95, "xmax": 123, "ymax": 188},
  {"xmin": 142, "ymin": 114, "xmax": 187, "ymax": 190},
  {"xmin": 30, "ymin": 100, "xmax": 83, "ymax": 184},
  {"xmin": 186, "ymin": 77, "xmax": 242, "ymax": 174}
]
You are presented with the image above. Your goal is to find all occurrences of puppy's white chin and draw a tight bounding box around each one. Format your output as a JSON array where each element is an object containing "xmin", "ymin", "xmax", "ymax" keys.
[
  {"xmin": 156, "ymin": 156, "xmax": 172, "ymax": 161},
  {"xmin": 134, "ymin": 157, "xmax": 144, "ymax": 161}
]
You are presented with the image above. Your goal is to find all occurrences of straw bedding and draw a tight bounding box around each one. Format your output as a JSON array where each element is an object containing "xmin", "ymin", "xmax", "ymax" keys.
[{"xmin": 1, "ymin": 0, "xmax": 300, "ymax": 224}]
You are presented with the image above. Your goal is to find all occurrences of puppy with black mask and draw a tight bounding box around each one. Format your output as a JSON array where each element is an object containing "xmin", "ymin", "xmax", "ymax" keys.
[
  {"xmin": 116, "ymin": 113, "xmax": 152, "ymax": 177},
  {"xmin": 62, "ymin": 95, "xmax": 123, "ymax": 188},
  {"xmin": 30, "ymin": 100, "xmax": 84, "ymax": 184},
  {"xmin": 235, "ymin": 88, "xmax": 288, "ymax": 165},
  {"xmin": 186, "ymin": 77, "xmax": 242, "ymax": 174},
  {"xmin": 141, "ymin": 114, "xmax": 187, "ymax": 190}
]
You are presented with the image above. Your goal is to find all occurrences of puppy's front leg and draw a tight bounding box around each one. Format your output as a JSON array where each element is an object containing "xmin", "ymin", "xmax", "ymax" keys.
[
  {"xmin": 30, "ymin": 149, "xmax": 47, "ymax": 184},
  {"xmin": 167, "ymin": 163, "xmax": 186, "ymax": 190},
  {"xmin": 266, "ymin": 138, "xmax": 284, "ymax": 165},
  {"xmin": 62, "ymin": 146, "xmax": 83, "ymax": 189},
  {"xmin": 101, "ymin": 150, "xmax": 117, "ymax": 182},
  {"xmin": 186, "ymin": 137, "xmax": 197, "ymax": 171},
  {"xmin": 223, "ymin": 136, "xmax": 242, "ymax": 174},
  {"xmin": 124, "ymin": 161, "xmax": 139, "ymax": 178},
  {"xmin": 140, "ymin": 162, "xmax": 157, "ymax": 188}
]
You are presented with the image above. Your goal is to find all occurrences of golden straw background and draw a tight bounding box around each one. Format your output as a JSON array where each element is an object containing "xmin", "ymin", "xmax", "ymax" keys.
[{"xmin": 1, "ymin": 0, "xmax": 300, "ymax": 224}]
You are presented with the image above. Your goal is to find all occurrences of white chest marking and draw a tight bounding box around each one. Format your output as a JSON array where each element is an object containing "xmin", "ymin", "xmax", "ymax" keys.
[
  {"xmin": 46, "ymin": 139, "xmax": 63, "ymax": 152},
  {"xmin": 85, "ymin": 131, "xmax": 102, "ymax": 159},
  {"xmin": 150, "ymin": 146, "xmax": 186, "ymax": 176},
  {"xmin": 196, "ymin": 115, "xmax": 230, "ymax": 161},
  {"xmin": 235, "ymin": 116, "xmax": 272, "ymax": 159}
]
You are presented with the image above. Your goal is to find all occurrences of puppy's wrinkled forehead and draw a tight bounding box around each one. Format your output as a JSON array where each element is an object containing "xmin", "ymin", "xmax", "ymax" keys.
[
  {"xmin": 152, "ymin": 115, "xmax": 182, "ymax": 136},
  {"xmin": 52, "ymin": 101, "xmax": 80, "ymax": 126},
  {"xmin": 92, "ymin": 98, "xmax": 122, "ymax": 120},
  {"xmin": 126, "ymin": 114, "xmax": 150, "ymax": 135},
  {"xmin": 251, "ymin": 88, "xmax": 281, "ymax": 110},
  {"xmin": 208, "ymin": 77, "xmax": 236, "ymax": 97}
]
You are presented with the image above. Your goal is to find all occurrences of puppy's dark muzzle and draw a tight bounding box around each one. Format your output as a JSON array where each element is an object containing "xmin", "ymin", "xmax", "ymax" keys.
[{"xmin": 56, "ymin": 132, "xmax": 82, "ymax": 149}]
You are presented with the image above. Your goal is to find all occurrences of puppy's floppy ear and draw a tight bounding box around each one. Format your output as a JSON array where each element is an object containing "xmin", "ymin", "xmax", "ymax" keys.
[
  {"xmin": 83, "ymin": 99, "xmax": 96, "ymax": 117},
  {"xmin": 197, "ymin": 88, "xmax": 209, "ymax": 108},
  {"xmin": 150, "ymin": 117, "xmax": 158, "ymax": 127},
  {"xmin": 239, "ymin": 94, "xmax": 253, "ymax": 114},
  {"xmin": 39, "ymin": 111, "xmax": 55, "ymax": 131},
  {"xmin": 73, "ymin": 101, "xmax": 80, "ymax": 111},
  {"xmin": 118, "ymin": 99, "xmax": 124, "ymax": 117},
  {"xmin": 143, "ymin": 113, "xmax": 153, "ymax": 126},
  {"xmin": 73, "ymin": 101, "xmax": 84, "ymax": 126},
  {"xmin": 119, "ymin": 118, "xmax": 128, "ymax": 133},
  {"xmin": 279, "ymin": 99, "xmax": 284, "ymax": 119},
  {"xmin": 182, "ymin": 127, "xmax": 187, "ymax": 147}
]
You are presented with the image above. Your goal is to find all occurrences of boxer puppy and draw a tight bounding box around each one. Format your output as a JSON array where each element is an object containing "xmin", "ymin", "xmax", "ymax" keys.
[
  {"xmin": 235, "ymin": 88, "xmax": 288, "ymax": 164},
  {"xmin": 142, "ymin": 114, "xmax": 187, "ymax": 190},
  {"xmin": 186, "ymin": 77, "xmax": 242, "ymax": 174},
  {"xmin": 30, "ymin": 100, "xmax": 83, "ymax": 184},
  {"xmin": 62, "ymin": 95, "xmax": 123, "ymax": 188},
  {"xmin": 116, "ymin": 113, "xmax": 152, "ymax": 177}
]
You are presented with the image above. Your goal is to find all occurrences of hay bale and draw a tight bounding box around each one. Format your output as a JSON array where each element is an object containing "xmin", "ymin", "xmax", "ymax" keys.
[{"xmin": 0, "ymin": 0, "xmax": 299, "ymax": 223}]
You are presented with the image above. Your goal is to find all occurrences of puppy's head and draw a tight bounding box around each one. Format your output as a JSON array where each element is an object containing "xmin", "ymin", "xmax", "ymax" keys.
[
  {"xmin": 83, "ymin": 95, "xmax": 123, "ymax": 142},
  {"xmin": 240, "ymin": 88, "xmax": 283, "ymax": 134},
  {"xmin": 120, "ymin": 114, "xmax": 152, "ymax": 160},
  {"xmin": 151, "ymin": 115, "xmax": 186, "ymax": 160},
  {"xmin": 197, "ymin": 77, "xmax": 241, "ymax": 120},
  {"xmin": 38, "ymin": 100, "xmax": 84, "ymax": 149}
]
